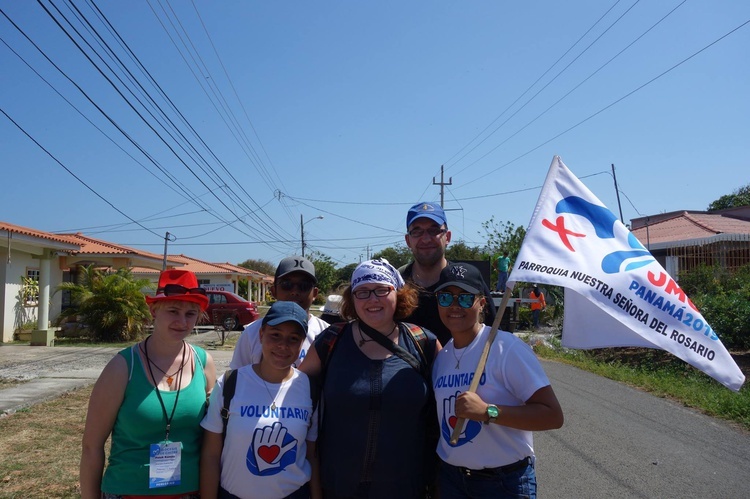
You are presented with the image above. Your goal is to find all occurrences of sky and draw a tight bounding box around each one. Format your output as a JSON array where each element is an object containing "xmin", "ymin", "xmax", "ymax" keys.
[{"xmin": 1, "ymin": 0, "xmax": 748, "ymax": 268}]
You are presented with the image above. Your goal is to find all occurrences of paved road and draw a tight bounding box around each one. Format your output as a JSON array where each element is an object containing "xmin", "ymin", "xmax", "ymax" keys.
[
  {"xmin": 536, "ymin": 361, "xmax": 749, "ymax": 498},
  {"xmin": 0, "ymin": 331, "xmax": 233, "ymax": 415},
  {"xmin": 1, "ymin": 337, "xmax": 748, "ymax": 497}
]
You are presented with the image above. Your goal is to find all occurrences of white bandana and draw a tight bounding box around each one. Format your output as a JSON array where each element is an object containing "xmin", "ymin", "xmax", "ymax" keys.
[{"xmin": 351, "ymin": 259, "xmax": 405, "ymax": 290}]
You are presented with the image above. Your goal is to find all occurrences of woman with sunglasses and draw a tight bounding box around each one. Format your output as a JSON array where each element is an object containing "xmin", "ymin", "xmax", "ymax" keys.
[
  {"xmin": 81, "ymin": 269, "xmax": 217, "ymax": 499},
  {"xmin": 299, "ymin": 259, "xmax": 441, "ymax": 499},
  {"xmin": 432, "ymin": 263, "xmax": 563, "ymax": 499}
]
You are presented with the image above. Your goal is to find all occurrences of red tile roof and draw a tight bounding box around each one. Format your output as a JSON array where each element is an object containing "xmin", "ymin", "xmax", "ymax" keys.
[
  {"xmin": 632, "ymin": 211, "xmax": 750, "ymax": 246},
  {"xmin": 60, "ymin": 233, "xmax": 167, "ymax": 260},
  {"xmin": 0, "ymin": 221, "xmax": 80, "ymax": 246}
]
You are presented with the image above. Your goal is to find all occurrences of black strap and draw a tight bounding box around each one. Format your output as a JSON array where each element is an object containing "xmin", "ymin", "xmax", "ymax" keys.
[
  {"xmin": 221, "ymin": 369, "xmax": 238, "ymax": 443},
  {"xmin": 358, "ymin": 321, "xmax": 424, "ymax": 374}
]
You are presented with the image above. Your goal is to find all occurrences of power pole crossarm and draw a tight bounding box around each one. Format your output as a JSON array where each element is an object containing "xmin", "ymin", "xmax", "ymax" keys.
[{"xmin": 432, "ymin": 164, "xmax": 452, "ymax": 208}]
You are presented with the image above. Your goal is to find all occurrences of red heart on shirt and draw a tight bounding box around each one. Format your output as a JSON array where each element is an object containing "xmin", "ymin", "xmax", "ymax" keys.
[
  {"xmin": 258, "ymin": 445, "xmax": 280, "ymax": 463},
  {"xmin": 449, "ymin": 416, "xmax": 457, "ymax": 428}
]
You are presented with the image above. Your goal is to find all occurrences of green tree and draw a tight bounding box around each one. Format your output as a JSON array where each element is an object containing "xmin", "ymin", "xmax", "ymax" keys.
[
  {"xmin": 55, "ymin": 265, "xmax": 153, "ymax": 342},
  {"xmin": 481, "ymin": 217, "xmax": 526, "ymax": 285},
  {"xmin": 238, "ymin": 258, "xmax": 276, "ymax": 276},
  {"xmin": 445, "ymin": 240, "xmax": 487, "ymax": 261},
  {"xmin": 334, "ymin": 263, "xmax": 358, "ymax": 291},
  {"xmin": 373, "ymin": 244, "xmax": 412, "ymax": 269},
  {"xmin": 707, "ymin": 183, "xmax": 750, "ymax": 211},
  {"xmin": 306, "ymin": 252, "xmax": 338, "ymax": 297}
]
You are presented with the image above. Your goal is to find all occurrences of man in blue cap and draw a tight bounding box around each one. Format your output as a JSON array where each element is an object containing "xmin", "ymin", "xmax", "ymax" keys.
[{"xmin": 399, "ymin": 202, "xmax": 496, "ymax": 345}]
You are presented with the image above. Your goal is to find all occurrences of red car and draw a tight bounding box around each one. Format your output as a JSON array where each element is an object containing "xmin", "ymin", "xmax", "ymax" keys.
[{"xmin": 202, "ymin": 290, "xmax": 259, "ymax": 330}]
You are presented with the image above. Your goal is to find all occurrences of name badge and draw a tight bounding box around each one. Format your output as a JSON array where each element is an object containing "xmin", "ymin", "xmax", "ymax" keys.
[{"xmin": 149, "ymin": 441, "xmax": 182, "ymax": 489}]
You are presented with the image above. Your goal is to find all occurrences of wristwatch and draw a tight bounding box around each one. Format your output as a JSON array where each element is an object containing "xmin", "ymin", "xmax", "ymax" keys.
[{"xmin": 485, "ymin": 404, "xmax": 500, "ymax": 424}]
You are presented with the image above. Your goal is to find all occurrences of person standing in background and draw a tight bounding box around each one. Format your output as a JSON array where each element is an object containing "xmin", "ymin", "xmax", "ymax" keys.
[
  {"xmin": 399, "ymin": 201, "xmax": 496, "ymax": 345},
  {"xmin": 529, "ymin": 284, "xmax": 546, "ymax": 329},
  {"xmin": 494, "ymin": 251, "xmax": 511, "ymax": 292}
]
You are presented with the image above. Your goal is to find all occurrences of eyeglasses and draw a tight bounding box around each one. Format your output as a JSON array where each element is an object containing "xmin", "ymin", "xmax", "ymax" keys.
[
  {"xmin": 159, "ymin": 284, "xmax": 207, "ymax": 296},
  {"xmin": 277, "ymin": 280, "xmax": 315, "ymax": 293},
  {"xmin": 436, "ymin": 292, "xmax": 476, "ymax": 308},
  {"xmin": 353, "ymin": 287, "xmax": 393, "ymax": 300},
  {"xmin": 407, "ymin": 226, "xmax": 447, "ymax": 238}
]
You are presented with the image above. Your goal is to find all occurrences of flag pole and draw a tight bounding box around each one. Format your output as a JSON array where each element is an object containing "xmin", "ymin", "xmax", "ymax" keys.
[{"xmin": 449, "ymin": 286, "xmax": 515, "ymax": 445}]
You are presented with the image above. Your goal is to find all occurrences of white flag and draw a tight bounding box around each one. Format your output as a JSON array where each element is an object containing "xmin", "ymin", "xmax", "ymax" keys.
[{"xmin": 508, "ymin": 156, "xmax": 745, "ymax": 391}]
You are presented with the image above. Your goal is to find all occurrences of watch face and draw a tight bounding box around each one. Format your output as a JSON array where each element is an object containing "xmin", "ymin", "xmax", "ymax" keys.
[{"xmin": 487, "ymin": 405, "xmax": 499, "ymax": 418}]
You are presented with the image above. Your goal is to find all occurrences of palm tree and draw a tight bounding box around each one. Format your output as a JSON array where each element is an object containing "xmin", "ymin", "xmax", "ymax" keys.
[{"xmin": 56, "ymin": 265, "xmax": 154, "ymax": 342}]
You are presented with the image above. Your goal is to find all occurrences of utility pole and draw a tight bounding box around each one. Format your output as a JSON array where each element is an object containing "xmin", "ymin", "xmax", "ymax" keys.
[
  {"xmin": 162, "ymin": 232, "xmax": 175, "ymax": 271},
  {"xmin": 432, "ymin": 164, "xmax": 452, "ymax": 208},
  {"xmin": 611, "ymin": 163, "xmax": 624, "ymax": 224},
  {"xmin": 300, "ymin": 215, "xmax": 305, "ymax": 257},
  {"xmin": 301, "ymin": 215, "xmax": 323, "ymax": 257}
]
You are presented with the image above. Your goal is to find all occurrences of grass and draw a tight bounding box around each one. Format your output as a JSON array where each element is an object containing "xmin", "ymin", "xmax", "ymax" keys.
[
  {"xmin": 0, "ymin": 387, "xmax": 90, "ymax": 498},
  {"xmin": 534, "ymin": 338, "xmax": 750, "ymax": 431}
]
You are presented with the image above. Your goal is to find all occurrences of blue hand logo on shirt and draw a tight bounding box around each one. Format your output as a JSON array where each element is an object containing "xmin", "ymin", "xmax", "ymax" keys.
[
  {"xmin": 442, "ymin": 392, "xmax": 481, "ymax": 447},
  {"xmin": 247, "ymin": 421, "xmax": 297, "ymax": 476}
]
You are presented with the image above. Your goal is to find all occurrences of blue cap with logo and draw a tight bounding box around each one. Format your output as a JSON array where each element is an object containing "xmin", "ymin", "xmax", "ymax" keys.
[
  {"xmin": 262, "ymin": 301, "xmax": 308, "ymax": 334},
  {"xmin": 406, "ymin": 202, "xmax": 447, "ymax": 229}
]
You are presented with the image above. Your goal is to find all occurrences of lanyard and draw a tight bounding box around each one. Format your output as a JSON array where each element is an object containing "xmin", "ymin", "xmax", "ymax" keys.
[{"xmin": 144, "ymin": 336, "xmax": 185, "ymax": 441}]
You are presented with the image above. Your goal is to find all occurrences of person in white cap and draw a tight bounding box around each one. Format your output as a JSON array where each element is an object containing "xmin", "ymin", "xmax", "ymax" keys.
[
  {"xmin": 231, "ymin": 256, "xmax": 329, "ymax": 370},
  {"xmin": 318, "ymin": 294, "xmax": 343, "ymax": 324},
  {"xmin": 300, "ymin": 259, "xmax": 440, "ymax": 499}
]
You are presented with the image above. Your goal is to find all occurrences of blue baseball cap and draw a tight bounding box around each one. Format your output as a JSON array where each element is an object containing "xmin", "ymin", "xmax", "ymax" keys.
[
  {"xmin": 406, "ymin": 202, "xmax": 447, "ymax": 229},
  {"xmin": 262, "ymin": 301, "xmax": 308, "ymax": 334}
]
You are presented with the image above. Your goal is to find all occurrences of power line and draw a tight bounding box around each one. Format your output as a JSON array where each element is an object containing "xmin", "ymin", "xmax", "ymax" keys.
[{"xmin": 0, "ymin": 107, "xmax": 162, "ymax": 239}]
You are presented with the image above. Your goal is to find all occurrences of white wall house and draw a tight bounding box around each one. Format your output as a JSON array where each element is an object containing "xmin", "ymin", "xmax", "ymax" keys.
[
  {"xmin": 1, "ymin": 221, "xmax": 271, "ymax": 344},
  {"xmin": 0, "ymin": 222, "xmax": 80, "ymax": 343}
]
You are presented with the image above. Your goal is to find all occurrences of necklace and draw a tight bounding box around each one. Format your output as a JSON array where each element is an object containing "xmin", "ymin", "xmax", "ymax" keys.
[
  {"xmin": 141, "ymin": 338, "xmax": 188, "ymax": 388},
  {"xmin": 452, "ymin": 344, "xmax": 468, "ymax": 369},
  {"xmin": 358, "ymin": 323, "xmax": 398, "ymax": 347},
  {"xmin": 257, "ymin": 365, "xmax": 288, "ymax": 411}
]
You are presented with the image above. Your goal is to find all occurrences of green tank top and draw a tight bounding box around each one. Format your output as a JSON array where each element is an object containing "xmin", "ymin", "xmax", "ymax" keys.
[{"xmin": 101, "ymin": 343, "xmax": 208, "ymax": 495}]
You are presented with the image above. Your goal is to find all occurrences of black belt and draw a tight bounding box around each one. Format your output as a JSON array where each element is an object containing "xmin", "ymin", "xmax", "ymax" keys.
[{"xmin": 454, "ymin": 456, "xmax": 532, "ymax": 478}]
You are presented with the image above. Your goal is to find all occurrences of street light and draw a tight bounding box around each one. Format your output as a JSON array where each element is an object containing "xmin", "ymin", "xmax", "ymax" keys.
[{"xmin": 300, "ymin": 215, "xmax": 323, "ymax": 257}]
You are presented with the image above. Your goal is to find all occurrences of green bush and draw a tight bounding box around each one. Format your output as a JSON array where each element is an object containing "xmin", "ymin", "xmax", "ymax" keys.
[
  {"xmin": 678, "ymin": 263, "xmax": 750, "ymax": 350},
  {"xmin": 55, "ymin": 266, "xmax": 153, "ymax": 342}
]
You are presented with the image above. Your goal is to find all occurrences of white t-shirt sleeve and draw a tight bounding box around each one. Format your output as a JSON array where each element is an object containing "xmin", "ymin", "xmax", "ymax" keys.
[
  {"xmin": 230, "ymin": 319, "xmax": 263, "ymax": 369},
  {"xmin": 500, "ymin": 338, "xmax": 551, "ymax": 403},
  {"xmin": 201, "ymin": 371, "xmax": 227, "ymax": 434}
]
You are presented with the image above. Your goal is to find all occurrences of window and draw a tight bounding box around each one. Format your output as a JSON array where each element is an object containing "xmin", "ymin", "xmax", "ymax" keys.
[
  {"xmin": 23, "ymin": 268, "xmax": 40, "ymax": 306},
  {"xmin": 197, "ymin": 279, "xmax": 210, "ymax": 285}
]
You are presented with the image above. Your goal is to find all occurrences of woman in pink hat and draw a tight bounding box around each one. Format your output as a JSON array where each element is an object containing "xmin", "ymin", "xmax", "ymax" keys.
[{"xmin": 80, "ymin": 269, "xmax": 217, "ymax": 499}]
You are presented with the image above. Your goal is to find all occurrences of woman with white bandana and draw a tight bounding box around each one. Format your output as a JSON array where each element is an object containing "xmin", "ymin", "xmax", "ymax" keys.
[{"xmin": 300, "ymin": 259, "xmax": 441, "ymax": 499}]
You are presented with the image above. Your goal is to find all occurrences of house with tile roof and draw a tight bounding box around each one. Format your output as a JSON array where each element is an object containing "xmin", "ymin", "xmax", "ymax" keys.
[
  {"xmin": 630, "ymin": 206, "xmax": 750, "ymax": 278},
  {"xmin": 0, "ymin": 222, "xmax": 184, "ymax": 343}
]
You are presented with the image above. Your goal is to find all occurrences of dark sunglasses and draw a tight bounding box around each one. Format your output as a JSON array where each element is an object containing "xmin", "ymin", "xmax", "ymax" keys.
[
  {"xmin": 277, "ymin": 280, "xmax": 315, "ymax": 293},
  {"xmin": 407, "ymin": 226, "xmax": 447, "ymax": 238},
  {"xmin": 159, "ymin": 284, "xmax": 207, "ymax": 296},
  {"xmin": 436, "ymin": 292, "xmax": 476, "ymax": 309},
  {"xmin": 353, "ymin": 287, "xmax": 393, "ymax": 299}
]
